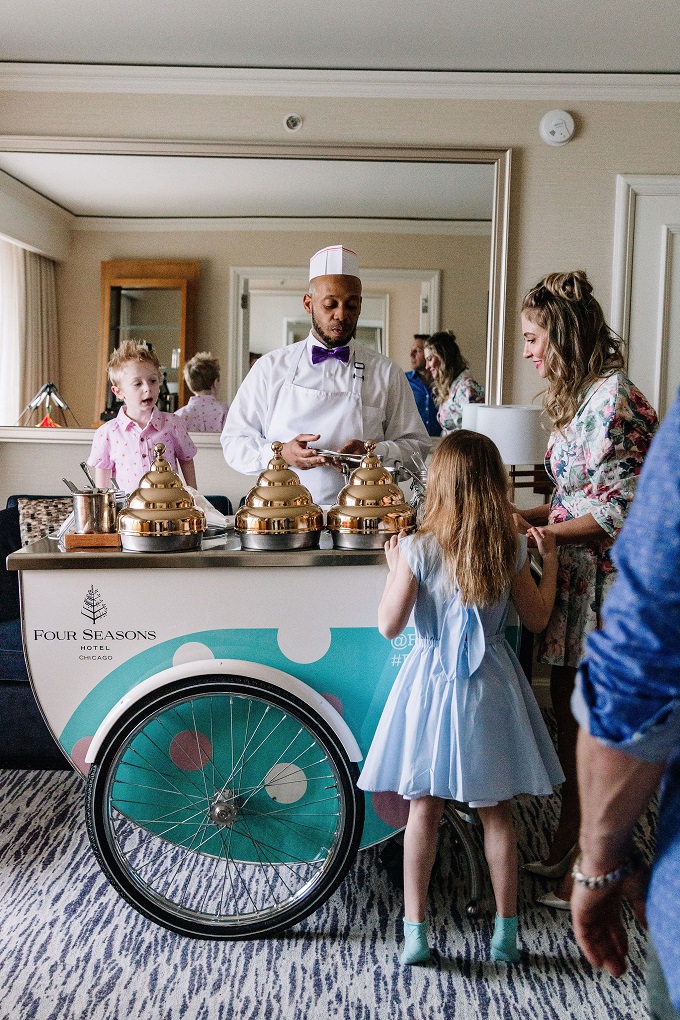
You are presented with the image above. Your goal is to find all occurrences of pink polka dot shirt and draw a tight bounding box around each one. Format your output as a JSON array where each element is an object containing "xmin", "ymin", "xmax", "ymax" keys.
[
  {"xmin": 174, "ymin": 394, "xmax": 229, "ymax": 432},
  {"xmin": 89, "ymin": 406, "xmax": 197, "ymax": 494}
]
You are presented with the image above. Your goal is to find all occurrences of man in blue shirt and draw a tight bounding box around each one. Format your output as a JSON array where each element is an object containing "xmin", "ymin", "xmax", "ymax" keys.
[
  {"xmin": 405, "ymin": 335, "xmax": 441, "ymax": 437},
  {"xmin": 570, "ymin": 389, "xmax": 680, "ymax": 1018}
]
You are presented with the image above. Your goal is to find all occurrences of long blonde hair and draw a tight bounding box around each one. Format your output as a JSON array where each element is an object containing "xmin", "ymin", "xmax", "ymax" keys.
[
  {"xmin": 522, "ymin": 270, "xmax": 623, "ymax": 431},
  {"xmin": 420, "ymin": 431, "xmax": 517, "ymax": 606},
  {"xmin": 425, "ymin": 331, "xmax": 468, "ymax": 406}
]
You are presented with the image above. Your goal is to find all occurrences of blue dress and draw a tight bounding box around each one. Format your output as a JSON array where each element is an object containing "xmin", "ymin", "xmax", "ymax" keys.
[{"xmin": 358, "ymin": 532, "xmax": 564, "ymax": 804}]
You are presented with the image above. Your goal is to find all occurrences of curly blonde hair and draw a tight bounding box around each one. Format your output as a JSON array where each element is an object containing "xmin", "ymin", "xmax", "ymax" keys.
[
  {"xmin": 522, "ymin": 270, "xmax": 623, "ymax": 432},
  {"xmin": 420, "ymin": 431, "xmax": 517, "ymax": 607}
]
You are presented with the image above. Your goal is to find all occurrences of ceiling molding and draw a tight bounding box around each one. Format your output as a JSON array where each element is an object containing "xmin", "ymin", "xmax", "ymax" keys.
[
  {"xmin": 1, "ymin": 64, "xmax": 680, "ymax": 101},
  {"xmin": 71, "ymin": 216, "xmax": 492, "ymax": 235},
  {"xmin": 0, "ymin": 167, "xmax": 73, "ymax": 259}
]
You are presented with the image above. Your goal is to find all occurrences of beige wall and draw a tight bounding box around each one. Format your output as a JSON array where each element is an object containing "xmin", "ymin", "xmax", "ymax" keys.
[
  {"xmin": 57, "ymin": 227, "xmax": 490, "ymax": 426},
  {"xmin": 2, "ymin": 89, "xmax": 680, "ymax": 410}
]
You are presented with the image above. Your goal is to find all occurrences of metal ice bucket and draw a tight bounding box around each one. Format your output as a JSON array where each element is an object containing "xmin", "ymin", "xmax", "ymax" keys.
[{"xmin": 72, "ymin": 490, "xmax": 117, "ymax": 534}]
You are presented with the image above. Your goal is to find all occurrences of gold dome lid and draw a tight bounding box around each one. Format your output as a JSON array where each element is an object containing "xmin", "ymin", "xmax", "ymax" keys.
[
  {"xmin": 118, "ymin": 443, "xmax": 206, "ymax": 542},
  {"xmin": 327, "ymin": 441, "xmax": 416, "ymax": 546},
  {"xmin": 236, "ymin": 442, "xmax": 323, "ymax": 547}
]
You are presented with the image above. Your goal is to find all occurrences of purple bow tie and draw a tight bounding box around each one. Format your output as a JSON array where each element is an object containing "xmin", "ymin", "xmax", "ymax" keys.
[{"xmin": 311, "ymin": 344, "xmax": 350, "ymax": 365}]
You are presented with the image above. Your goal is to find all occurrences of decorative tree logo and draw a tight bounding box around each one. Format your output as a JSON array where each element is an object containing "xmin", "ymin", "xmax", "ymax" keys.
[{"xmin": 81, "ymin": 586, "xmax": 108, "ymax": 624}]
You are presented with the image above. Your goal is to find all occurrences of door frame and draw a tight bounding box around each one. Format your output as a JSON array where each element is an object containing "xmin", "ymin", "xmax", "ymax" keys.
[{"xmin": 612, "ymin": 174, "xmax": 680, "ymax": 410}]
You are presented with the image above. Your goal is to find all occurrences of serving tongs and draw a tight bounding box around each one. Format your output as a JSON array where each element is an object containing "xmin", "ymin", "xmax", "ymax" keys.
[
  {"xmin": 78, "ymin": 461, "xmax": 126, "ymax": 502},
  {"xmin": 312, "ymin": 447, "xmax": 380, "ymax": 482},
  {"xmin": 394, "ymin": 459, "xmax": 427, "ymax": 495},
  {"xmin": 79, "ymin": 461, "xmax": 100, "ymax": 491}
]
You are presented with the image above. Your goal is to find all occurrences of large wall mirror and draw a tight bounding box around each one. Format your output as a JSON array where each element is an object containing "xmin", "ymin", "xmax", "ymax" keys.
[
  {"xmin": 0, "ymin": 140, "xmax": 511, "ymax": 428},
  {"xmin": 99, "ymin": 259, "xmax": 200, "ymax": 420}
]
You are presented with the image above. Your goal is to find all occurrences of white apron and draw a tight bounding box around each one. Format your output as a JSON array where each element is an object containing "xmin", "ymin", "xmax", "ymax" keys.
[{"xmin": 267, "ymin": 342, "xmax": 365, "ymax": 505}]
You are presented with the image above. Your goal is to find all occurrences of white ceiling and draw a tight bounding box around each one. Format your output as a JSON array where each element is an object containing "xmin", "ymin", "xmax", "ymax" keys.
[
  {"xmin": 0, "ymin": 0, "xmax": 676, "ymax": 222},
  {"xmin": 0, "ymin": 154, "xmax": 495, "ymax": 221},
  {"xmin": 0, "ymin": 0, "xmax": 678, "ymax": 73}
]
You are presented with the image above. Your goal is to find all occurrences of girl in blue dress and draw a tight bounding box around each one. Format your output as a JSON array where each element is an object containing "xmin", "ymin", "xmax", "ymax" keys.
[{"xmin": 358, "ymin": 430, "xmax": 564, "ymax": 965}]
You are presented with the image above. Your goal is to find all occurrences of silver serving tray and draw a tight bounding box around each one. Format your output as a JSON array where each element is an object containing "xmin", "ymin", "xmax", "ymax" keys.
[
  {"xmin": 238, "ymin": 531, "xmax": 321, "ymax": 551},
  {"xmin": 329, "ymin": 531, "xmax": 396, "ymax": 550},
  {"xmin": 120, "ymin": 532, "xmax": 203, "ymax": 552}
]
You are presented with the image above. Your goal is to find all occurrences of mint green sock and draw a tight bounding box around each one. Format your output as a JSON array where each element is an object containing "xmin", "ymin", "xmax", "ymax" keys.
[
  {"xmin": 490, "ymin": 914, "xmax": 520, "ymax": 963},
  {"xmin": 401, "ymin": 919, "xmax": 431, "ymax": 965}
]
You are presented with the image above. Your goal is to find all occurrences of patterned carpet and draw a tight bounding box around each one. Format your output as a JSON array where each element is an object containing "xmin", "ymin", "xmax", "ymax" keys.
[{"xmin": 0, "ymin": 767, "xmax": 654, "ymax": 1020}]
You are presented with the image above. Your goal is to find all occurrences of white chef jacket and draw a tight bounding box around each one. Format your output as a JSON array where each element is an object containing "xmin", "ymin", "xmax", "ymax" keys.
[{"xmin": 221, "ymin": 333, "xmax": 430, "ymax": 505}]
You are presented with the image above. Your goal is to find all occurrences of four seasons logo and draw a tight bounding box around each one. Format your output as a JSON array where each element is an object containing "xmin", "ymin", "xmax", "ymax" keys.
[{"xmin": 81, "ymin": 585, "xmax": 108, "ymax": 624}]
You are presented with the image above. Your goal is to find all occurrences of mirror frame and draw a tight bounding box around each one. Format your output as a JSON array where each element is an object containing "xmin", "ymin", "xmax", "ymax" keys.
[{"xmin": 0, "ymin": 137, "xmax": 511, "ymax": 405}]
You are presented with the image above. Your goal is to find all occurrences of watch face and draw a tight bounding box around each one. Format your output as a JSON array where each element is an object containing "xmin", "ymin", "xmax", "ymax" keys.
[{"xmin": 540, "ymin": 110, "xmax": 575, "ymax": 146}]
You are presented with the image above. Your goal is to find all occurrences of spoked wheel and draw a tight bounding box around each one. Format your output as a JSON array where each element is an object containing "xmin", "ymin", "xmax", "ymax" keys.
[{"xmin": 85, "ymin": 674, "xmax": 364, "ymax": 939}]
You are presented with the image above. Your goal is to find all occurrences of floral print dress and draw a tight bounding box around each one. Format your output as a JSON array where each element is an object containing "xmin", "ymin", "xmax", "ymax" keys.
[
  {"xmin": 437, "ymin": 370, "xmax": 485, "ymax": 434},
  {"xmin": 540, "ymin": 371, "xmax": 658, "ymax": 667}
]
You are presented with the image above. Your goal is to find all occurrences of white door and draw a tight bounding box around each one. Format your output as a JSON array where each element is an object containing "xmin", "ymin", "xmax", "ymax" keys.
[{"xmin": 612, "ymin": 175, "xmax": 680, "ymax": 420}]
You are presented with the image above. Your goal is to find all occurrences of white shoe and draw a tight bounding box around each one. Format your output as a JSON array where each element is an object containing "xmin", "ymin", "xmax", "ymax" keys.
[
  {"xmin": 523, "ymin": 845, "xmax": 577, "ymax": 879},
  {"xmin": 535, "ymin": 891, "xmax": 571, "ymax": 911}
]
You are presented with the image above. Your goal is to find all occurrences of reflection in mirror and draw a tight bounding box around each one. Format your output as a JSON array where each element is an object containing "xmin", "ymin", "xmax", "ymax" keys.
[
  {"xmin": 98, "ymin": 259, "xmax": 199, "ymax": 425},
  {"xmin": 242, "ymin": 269, "xmax": 440, "ymax": 364},
  {"xmin": 0, "ymin": 143, "xmax": 511, "ymax": 427},
  {"xmin": 106, "ymin": 287, "xmax": 182, "ymax": 416}
]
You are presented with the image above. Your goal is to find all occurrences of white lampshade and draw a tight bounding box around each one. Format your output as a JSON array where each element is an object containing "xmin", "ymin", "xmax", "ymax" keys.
[
  {"xmin": 474, "ymin": 405, "xmax": 548, "ymax": 465},
  {"xmin": 460, "ymin": 403, "xmax": 480, "ymax": 431}
]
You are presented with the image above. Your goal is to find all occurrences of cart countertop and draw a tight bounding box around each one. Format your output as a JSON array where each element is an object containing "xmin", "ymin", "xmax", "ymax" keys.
[{"xmin": 7, "ymin": 535, "xmax": 387, "ymax": 570}]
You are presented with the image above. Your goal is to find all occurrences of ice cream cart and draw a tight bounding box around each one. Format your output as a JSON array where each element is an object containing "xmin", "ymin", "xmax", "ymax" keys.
[{"xmin": 9, "ymin": 535, "xmax": 428, "ymax": 940}]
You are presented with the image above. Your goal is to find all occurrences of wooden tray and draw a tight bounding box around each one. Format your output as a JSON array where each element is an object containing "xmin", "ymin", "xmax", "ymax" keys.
[{"xmin": 63, "ymin": 532, "xmax": 122, "ymax": 549}]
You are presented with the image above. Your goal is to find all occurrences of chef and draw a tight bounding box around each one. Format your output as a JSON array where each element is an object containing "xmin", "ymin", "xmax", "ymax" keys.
[{"xmin": 221, "ymin": 245, "xmax": 430, "ymax": 505}]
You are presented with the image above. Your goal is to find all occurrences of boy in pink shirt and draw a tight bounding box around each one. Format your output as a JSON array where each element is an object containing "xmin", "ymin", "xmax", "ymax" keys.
[
  {"xmin": 89, "ymin": 340, "xmax": 197, "ymax": 495},
  {"xmin": 175, "ymin": 352, "xmax": 229, "ymax": 433}
]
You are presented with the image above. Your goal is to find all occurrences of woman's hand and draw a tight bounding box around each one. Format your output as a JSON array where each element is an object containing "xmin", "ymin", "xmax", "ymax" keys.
[{"xmin": 528, "ymin": 525, "xmax": 557, "ymax": 561}]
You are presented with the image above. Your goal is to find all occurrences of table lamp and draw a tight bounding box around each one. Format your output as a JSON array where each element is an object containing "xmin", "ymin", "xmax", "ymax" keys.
[{"xmin": 472, "ymin": 405, "xmax": 549, "ymax": 496}]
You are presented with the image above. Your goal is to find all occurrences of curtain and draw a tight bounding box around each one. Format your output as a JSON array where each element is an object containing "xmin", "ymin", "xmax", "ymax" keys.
[
  {"xmin": 21, "ymin": 249, "xmax": 60, "ymax": 416},
  {"xmin": 0, "ymin": 238, "xmax": 25, "ymax": 426}
]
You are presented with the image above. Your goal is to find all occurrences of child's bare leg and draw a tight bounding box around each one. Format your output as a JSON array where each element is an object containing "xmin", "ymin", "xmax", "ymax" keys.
[
  {"xmin": 400, "ymin": 795, "xmax": 445, "ymax": 965},
  {"xmin": 403, "ymin": 795, "xmax": 446, "ymax": 921},
  {"xmin": 477, "ymin": 801, "xmax": 521, "ymax": 962}
]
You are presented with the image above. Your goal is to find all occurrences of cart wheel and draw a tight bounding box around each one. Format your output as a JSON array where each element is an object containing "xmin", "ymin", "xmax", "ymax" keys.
[{"xmin": 85, "ymin": 674, "xmax": 364, "ymax": 939}]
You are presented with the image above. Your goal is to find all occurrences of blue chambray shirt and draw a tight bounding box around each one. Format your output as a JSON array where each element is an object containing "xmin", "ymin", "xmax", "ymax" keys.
[
  {"xmin": 572, "ymin": 388, "xmax": 680, "ymax": 1009},
  {"xmin": 405, "ymin": 370, "xmax": 441, "ymax": 437}
]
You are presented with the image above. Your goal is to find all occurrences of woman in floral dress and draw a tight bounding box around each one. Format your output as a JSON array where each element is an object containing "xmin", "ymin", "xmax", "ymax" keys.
[
  {"xmin": 517, "ymin": 270, "xmax": 658, "ymax": 908},
  {"xmin": 424, "ymin": 331, "xmax": 484, "ymax": 434}
]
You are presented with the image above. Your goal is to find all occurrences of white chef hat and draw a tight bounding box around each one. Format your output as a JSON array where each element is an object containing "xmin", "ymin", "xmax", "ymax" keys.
[{"xmin": 309, "ymin": 245, "xmax": 360, "ymax": 281}]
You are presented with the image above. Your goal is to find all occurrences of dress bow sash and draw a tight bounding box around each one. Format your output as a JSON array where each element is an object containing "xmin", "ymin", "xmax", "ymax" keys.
[{"xmin": 439, "ymin": 600, "xmax": 487, "ymax": 681}]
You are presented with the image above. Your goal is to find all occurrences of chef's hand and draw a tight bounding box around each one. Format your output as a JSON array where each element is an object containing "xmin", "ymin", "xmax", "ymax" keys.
[
  {"xmin": 338, "ymin": 440, "xmax": 366, "ymax": 456},
  {"xmin": 281, "ymin": 434, "xmax": 329, "ymax": 470}
]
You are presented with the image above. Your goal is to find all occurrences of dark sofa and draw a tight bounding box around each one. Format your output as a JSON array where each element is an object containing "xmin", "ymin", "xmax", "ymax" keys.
[{"xmin": 0, "ymin": 500, "xmax": 69, "ymax": 768}]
